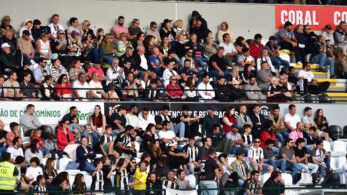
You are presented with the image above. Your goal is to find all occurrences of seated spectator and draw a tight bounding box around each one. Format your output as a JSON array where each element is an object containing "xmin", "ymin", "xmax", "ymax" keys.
[
  {"xmin": 182, "ymin": 77, "xmax": 198, "ymax": 101},
  {"xmin": 269, "ymin": 106, "xmax": 287, "ymax": 145},
  {"xmin": 177, "ymin": 169, "xmax": 191, "ymax": 190},
  {"xmin": 33, "ymin": 175, "xmax": 47, "ymax": 194},
  {"xmin": 163, "ymin": 59, "xmax": 180, "ymax": 87},
  {"xmin": 106, "ymin": 57, "xmax": 125, "ymax": 86},
  {"xmin": 263, "ymin": 139, "xmax": 283, "ymax": 173},
  {"xmin": 90, "ymin": 105, "xmax": 106, "ymax": 143},
  {"xmin": 36, "ymin": 32, "xmax": 53, "ymax": 60},
  {"xmin": 265, "ymin": 36, "xmax": 290, "ymax": 71},
  {"xmin": 260, "ymin": 120, "xmax": 277, "ymax": 148},
  {"xmin": 217, "ymin": 21, "xmax": 233, "ymax": 44},
  {"xmin": 4, "ymin": 71, "xmax": 22, "ymax": 98},
  {"xmin": 122, "ymin": 72, "xmax": 144, "ymax": 100},
  {"xmin": 214, "ymin": 76, "xmax": 239, "ymax": 102},
  {"xmin": 257, "ymin": 61, "xmax": 272, "ymax": 91},
  {"xmin": 116, "ymin": 33, "xmax": 131, "ymax": 58},
  {"xmin": 175, "ymin": 105, "xmax": 199, "ymax": 138},
  {"xmin": 89, "ymin": 72, "xmax": 107, "ymax": 99},
  {"xmin": 19, "ymin": 104, "xmax": 52, "ymax": 137},
  {"xmin": 201, "ymin": 105, "xmax": 220, "ymax": 137},
  {"xmin": 276, "ymin": 21, "xmax": 297, "ymax": 53},
  {"xmin": 50, "ymin": 59, "xmax": 68, "ymax": 82},
  {"xmin": 146, "ymin": 172, "xmax": 162, "ymax": 194},
  {"xmin": 209, "ymin": 47, "xmax": 230, "ymax": 78},
  {"xmin": 55, "ymin": 74, "xmax": 72, "ymax": 100},
  {"xmin": 154, "ymin": 105, "xmax": 173, "ymax": 130},
  {"xmin": 72, "ymin": 173, "xmax": 87, "ymax": 194},
  {"xmin": 298, "ymin": 63, "xmax": 330, "ymax": 94},
  {"xmin": 76, "ymin": 137, "xmax": 96, "ymax": 173},
  {"xmin": 141, "ymin": 124, "xmax": 156, "ymax": 153},
  {"xmin": 114, "ymin": 125, "xmax": 136, "ymax": 158},
  {"xmin": 125, "ymin": 105, "xmax": 141, "ymax": 130},
  {"xmin": 257, "ymin": 49, "xmax": 277, "ymax": 73},
  {"xmin": 17, "ymin": 30, "xmax": 35, "ymax": 60},
  {"xmin": 227, "ymin": 125, "xmax": 246, "ymax": 155},
  {"xmin": 166, "ymin": 76, "xmax": 183, "ymax": 100},
  {"xmin": 222, "ymin": 107, "xmax": 237, "ymax": 135},
  {"xmin": 237, "ymin": 47, "xmax": 255, "ymax": 68},
  {"xmin": 289, "ymin": 122, "xmax": 305, "ymax": 143},
  {"xmin": 244, "ymin": 75, "xmax": 266, "ymax": 101},
  {"xmin": 310, "ymin": 35, "xmax": 335, "ymax": 76},
  {"xmin": 138, "ymin": 107, "xmax": 155, "ymax": 131},
  {"xmin": 19, "ymin": 72, "xmax": 36, "ymax": 98},
  {"xmin": 100, "ymin": 33, "xmax": 115, "ymax": 64},
  {"xmin": 306, "ymin": 126, "xmax": 319, "ymax": 152},
  {"xmin": 197, "ymin": 73, "xmax": 215, "ymax": 101},
  {"xmin": 183, "ymin": 137, "xmax": 201, "ymax": 173},
  {"xmin": 294, "ymin": 138, "xmax": 319, "ymax": 175},
  {"xmin": 284, "ymin": 104, "xmax": 302, "ymax": 133},
  {"xmin": 314, "ymin": 109, "xmax": 329, "ymax": 130},
  {"xmin": 231, "ymin": 151, "xmax": 252, "ymax": 186},
  {"xmin": 310, "ymin": 140, "xmax": 331, "ymax": 176},
  {"xmin": 148, "ymin": 47, "xmax": 164, "ymax": 77},
  {"xmin": 33, "ymin": 58, "xmax": 48, "ymax": 85},
  {"xmin": 278, "ymin": 74, "xmax": 293, "ymax": 99},
  {"xmin": 158, "ymin": 120, "xmax": 177, "ymax": 148},
  {"xmin": 73, "ymin": 73, "xmax": 90, "ymax": 101},
  {"xmin": 203, "ymin": 37, "xmax": 217, "ymax": 58},
  {"xmin": 239, "ymin": 170, "xmax": 262, "ymax": 195},
  {"xmin": 248, "ymin": 138, "xmax": 273, "ymax": 173},
  {"xmin": 267, "ymin": 77, "xmax": 291, "ymax": 102},
  {"xmin": 87, "ymin": 63, "xmax": 106, "ymax": 81},
  {"xmin": 166, "ymin": 142, "xmax": 188, "ymax": 170},
  {"xmin": 43, "ymin": 158, "xmax": 58, "ymax": 184},
  {"xmin": 242, "ymin": 124, "xmax": 253, "ymax": 149},
  {"xmin": 302, "ymin": 107, "xmax": 317, "ymax": 129},
  {"xmin": 90, "ymin": 159, "xmax": 104, "ymax": 191},
  {"xmin": 143, "ymin": 79, "xmax": 165, "ymax": 101},
  {"xmin": 6, "ymin": 136, "xmax": 23, "ymax": 163},
  {"xmin": 69, "ymin": 59, "xmax": 85, "ymax": 83},
  {"xmin": 6, "ymin": 122, "xmax": 20, "ymax": 147},
  {"xmin": 334, "ymin": 47, "xmax": 347, "ymax": 79},
  {"xmin": 219, "ymin": 33, "xmax": 237, "ymax": 67},
  {"xmin": 24, "ymin": 139, "xmax": 43, "ymax": 163},
  {"xmin": 25, "ymin": 157, "xmax": 43, "ymax": 185},
  {"xmin": 263, "ymin": 171, "xmax": 285, "ymax": 195},
  {"xmin": 250, "ymin": 105, "xmax": 266, "ymax": 138},
  {"xmin": 56, "ymin": 118, "xmax": 75, "ymax": 151}
]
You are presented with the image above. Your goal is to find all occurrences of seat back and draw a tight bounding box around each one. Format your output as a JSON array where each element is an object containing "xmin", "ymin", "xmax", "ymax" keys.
[
  {"xmin": 186, "ymin": 174, "xmax": 196, "ymax": 188},
  {"xmin": 58, "ymin": 157, "xmax": 73, "ymax": 171},
  {"xmin": 85, "ymin": 175, "xmax": 93, "ymax": 190}
]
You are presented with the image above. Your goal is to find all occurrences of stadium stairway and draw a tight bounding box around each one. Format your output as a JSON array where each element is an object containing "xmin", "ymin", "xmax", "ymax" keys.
[{"xmin": 292, "ymin": 63, "xmax": 347, "ymax": 102}]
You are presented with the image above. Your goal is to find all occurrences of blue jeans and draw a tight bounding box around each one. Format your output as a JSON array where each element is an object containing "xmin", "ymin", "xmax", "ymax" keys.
[
  {"xmin": 276, "ymin": 132, "xmax": 289, "ymax": 145},
  {"xmin": 270, "ymin": 56, "xmax": 290, "ymax": 71},
  {"xmin": 83, "ymin": 162, "xmax": 96, "ymax": 173},
  {"xmin": 318, "ymin": 156, "xmax": 331, "ymax": 176},
  {"xmin": 92, "ymin": 132, "xmax": 100, "ymax": 143},
  {"xmin": 311, "ymin": 53, "xmax": 335, "ymax": 75},
  {"xmin": 272, "ymin": 147, "xmax": 280, "ymax": 158},
  {"xmin": 231, "ymin": 146, "xmax": 248, "ymax": 156},
  {"xmin": 210, "ymin": 70, "xmax": 230, "ymax": 79},
  {"xmin": 200, "ymin": 180, "xmax": 218, "ymax": 195},
  {"xmin": 175, "ymin": 122, "xmax": 185, "ymax": 138},
  {"xmin": 288, "ymin": 161, "xmax": 305, "ymax": 176}
]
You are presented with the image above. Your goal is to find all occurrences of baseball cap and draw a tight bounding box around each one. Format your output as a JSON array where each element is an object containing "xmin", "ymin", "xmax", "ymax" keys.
[
  {"xmin": 71, "ymin": 30, "xmax": 80, "ymax": 36},
  {"xmin": 325, "ymin": 25, "xmax": 332, "ymax": 30},
  {"xmin": 1, "ymin": 43, "xmax": 11, "ymax": 49},
  {"xmin": 207, "ymin": 105, "xmax": 216, "ymax": 111},
  {"xmin": 22, "ymin": 30, "xmax": 30, "ymax": 36}
]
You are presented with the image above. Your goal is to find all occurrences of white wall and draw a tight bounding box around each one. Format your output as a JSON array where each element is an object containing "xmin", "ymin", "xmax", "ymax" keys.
[{"xmin": 0, "ymin": 0, "xmax": 275, "ymax": 39}]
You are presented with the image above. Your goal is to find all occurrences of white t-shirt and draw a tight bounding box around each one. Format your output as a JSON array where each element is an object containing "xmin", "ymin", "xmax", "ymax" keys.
[
  {"xmin": 7, "ymin": 146, "xmax": 24, "ymax": 160},
  {"xmin": 89, "ymin": 80, "xmax": 103, "ymax": 98},
  {"xmin": 219, "ymin": 42, "xmax": 237, "ymax": 55},
  {"xmin": 139, "ymin": 54, "xmax": 148, "ymax": 71},
  {"xmin": 125, "ymin": 113, "xmax": 141, "ymax": 129},
  {"xmin": 284, "ymin": 113, "xmax": 301, "ymax": 130},
  {"xmin": 248, "ymin": 146, "xmax": 264, "ymax": 163},
  {"xmin": 162, "ymin": 68, "xmax": 178, "ymax": 87},
  {"xmin": 25, "ymin": 166, "xmax": 43, "ymax": 184},
  {"xmin": 158, "ymin": 130, "xmax": 176, "ymax": 140},
  {"xmin": 138, "ymin": 113, "xmax": 155, "ymax": 130},
  {"xmin": 73, "ymin": 80, "xmax": 90, "ymax": 100},
  {"xmin": 298, "ymin": 70, "xmax": 315, "ymax": 83}
]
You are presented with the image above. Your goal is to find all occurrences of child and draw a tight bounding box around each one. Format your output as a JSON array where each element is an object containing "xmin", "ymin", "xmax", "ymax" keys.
[
  {"xmin": 34, "ymin": 175, "xmax": 47, "ymax": 195},
  {"xmin": 91, "ymin": 159, "xmax": 104, "ymax": 191},
  {"xmin": 31, "ymin": 129, "xmax": 47, "ymax": 155},
  {"xmin": 69, "ymin": 116, "xmax": 86, "ymax": 142},
  {"xmin": 99, "ymin": 125, "xmax": 119, "ymax": 158},
  {"xmin": 242, "ymin": 124, "xmax": 253, "ymax": 150},
  {"xmin": 44, "ymin": 134, "xmax": 58, "ymax": 158},
  {"xmin": 25, "ymin": 157, "xmax": 43, "ymax": 185},
  {"xmin": 72, "ymin": 173, "xmax": 87, "ymax": 194}
]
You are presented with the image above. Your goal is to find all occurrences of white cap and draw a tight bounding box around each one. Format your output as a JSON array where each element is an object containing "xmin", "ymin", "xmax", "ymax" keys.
[{"xmin": 1, "ymin": 43, "xmax": 11, "ymax": 49}]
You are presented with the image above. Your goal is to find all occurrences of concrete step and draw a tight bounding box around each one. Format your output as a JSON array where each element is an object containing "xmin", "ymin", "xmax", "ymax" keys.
[
  {"xmin": 326, "ymin": 92, "xmax": 347, "ymax": 101},
  {"xmin": 328, "ymin": 85, "xmax": 346, "ymax": 92},
  {"xmin": 313, "ymin": 71, "xmax": 328, "ymax": 79},
  {"xmin": 317, "ymin": 78, "xmax": 347, "ymax": 84},
  {"xmin": 292, "ymin": 64, "xmax": 319, "ymax": 70}
]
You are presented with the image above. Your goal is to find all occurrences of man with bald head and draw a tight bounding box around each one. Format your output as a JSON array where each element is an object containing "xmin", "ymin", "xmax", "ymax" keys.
[{"xmin": 134, "ymin": 45, "xmax": 154, "ymax": 82}]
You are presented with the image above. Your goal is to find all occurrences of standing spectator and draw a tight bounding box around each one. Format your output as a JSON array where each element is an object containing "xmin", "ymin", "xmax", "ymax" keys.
[
  {"xmin": 91, "ymin": 159, "xmax": 104, "ymax": 191},
  {"xmin": 217, "ymin": 21, "xmax": 233, "ymax": 44},
  {"xmin": 76, "ymin": 137, "xmax": 96, "ymax": 173},
  {"xmin": 249, "ymin": 105, "xmax": 266, "ymax": 138},
  {"xmin": 183, "ymin": 138, "xmax": 201, "ymax": 173},
  {"xmin": 244, "ymin": 75, "xmax": 266, "ymax": 101},
  {"xmin": 201, "ymin": 106, "xmax": 220, "ymax": 137},
  {"xmin": 48, "ymin": 14, "xmax": 64, "ymax": 39},
  {"xmin": 56, "ymin": 118, "xmax": 75, "ymax": 151},
  {"xmin": 284, "ymin": 104, "xmax": 301, "ymax": 132},
  {"xmin": 263, "ymin": 171, "xmax": 285, "ymax": 195},
  {"xmin": 250, "ymin": 34, "xmax": 264, "ymax": 59},
  {"xmin": 55, "ymin": 74, "xmax": 72, "ymax": 100},
  {"xmin": 197, "ymin": 73, "xmax": 215, "ymax": 101},
  {"xmin": 199, "ymin": 149, "xmax": 222, "ymax": 195},
  {"xmin": 314, "ymin": 109, "xmax": 329, "ymax": 130}
]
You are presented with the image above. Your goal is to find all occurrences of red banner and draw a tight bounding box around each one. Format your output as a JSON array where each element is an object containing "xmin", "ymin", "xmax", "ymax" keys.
[{"xmin": 275, "ymin": 5, "xmax": 347, "ymax": 30}]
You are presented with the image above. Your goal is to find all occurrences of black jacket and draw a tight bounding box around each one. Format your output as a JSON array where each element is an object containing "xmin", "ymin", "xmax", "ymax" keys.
[{"xmin": 76, "ymin": 145, "xmax": 96, "ymax": 170}]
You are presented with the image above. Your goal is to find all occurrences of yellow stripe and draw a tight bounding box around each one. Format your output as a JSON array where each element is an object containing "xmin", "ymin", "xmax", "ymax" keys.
[{"xmin": 327, "ymin": 93, "xmax": 347, "ymax": 97}]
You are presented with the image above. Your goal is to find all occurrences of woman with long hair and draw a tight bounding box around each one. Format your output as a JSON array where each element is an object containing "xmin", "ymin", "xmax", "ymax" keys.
[
  {"xmin": 116, "ymin": 32, "xmax": 131, "ymax": 57},
  {"xmin": 44, "ymin": 158, "xmax": 58, "ymax": 184},
  {"xmin": 314, "ymin": 109, "xmax": 329, "ymax": 130},
  {"xmin": 56, "ymin": 118, "xmax": 75, "ymax": 151},
  {"xmin": 183, "ymin": 77, "xmax": 198, "ymax": 101},
  {"xmin": 72, "ymin": 173, "xmax": 87, "ymax": 194},
  {"xmin": 160, "ymin": 36, "xmax": 171, "ymax": 56},
  {"xmin": 90, "ymin": 105, "xmax": 106, "ymax": 144},
  {"xmin": 149, "ymin": 139, "xmax": 163, "ymax": 171},
  {"xmin": 100, "ymin": 33, "xmax": 115, "ymax": 64},
  {"xmin": 24, "ymin": 139, "xmax": 43, "ymax": 163},
  {"xmin": 241, "ymin": 64, "xmax": 255, "ymax": 84},
  {"xmin": 55, "ymin": 74, "xmax": 72, "ymax": 100},
  {"xmin": 222, "ymin": 106, "xmax": 237, "ymax": 135},
  {"xmin": 141, "ymin": 123, "xmax": 156, "ymax": 153}
]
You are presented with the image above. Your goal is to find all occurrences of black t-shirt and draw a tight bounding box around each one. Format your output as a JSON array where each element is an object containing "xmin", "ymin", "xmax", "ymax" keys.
[
  {"xmin": 102, "ymin": 165, "xmax": 113, "ymax": 190},
  {"xmin": 114, "ymin": 132, "xmax": 135, "ymax": 153},
  {"xmin": 209, "ymin": 54, "xmax": 227, "ymax": 71},
  {"xmin": 200, "ymin": 156, "xmax": 218, "ymax": 181},
  {"xmin": 110, "ymin": 112, "xmax": 126, "ymax": 130},
  {"xmin": 294, "ymin": 146, "xmax": 307, "ymax": 158}
]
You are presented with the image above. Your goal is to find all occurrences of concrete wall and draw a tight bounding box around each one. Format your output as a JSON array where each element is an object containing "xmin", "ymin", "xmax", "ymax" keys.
[{"xmin": 0, "ymin": 0, "xmax": 275, "ymax": 39}]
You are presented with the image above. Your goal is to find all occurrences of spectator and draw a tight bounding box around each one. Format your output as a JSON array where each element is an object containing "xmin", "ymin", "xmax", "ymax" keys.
[
  {"xmin": 146, "ymin": 172, "xmax": 162, "ymax": 195},
  {"xmin": 257, "ymin": 61, "xmax": 272, "ymax": 91},
  {"xmin": 263, "ymin": 139, "xmax": 284, "ymax": 174},
  {"xmin": 33, "ymin": 58, "xmax": 48, "ymax": 85},
  {"xmin": 175, "ymin": 105, "xmax": 199, "ymax": 138},
  {"xmin": 263, "ymin": 171, "xmax": 285, "ymax": 195},
  {"xmin": 267, "ymin": 77, "xmax": 291, "ymax": 102},
  {"xmin": 128, "ymin": 19, "xmax": 142, "ymax": 41},
  {"xmin": 167, "ymin": 142, "xmax": 188, "ymax": 170},
  {"xmin": 33, "ymin": 175, "xmax": 47, "ymax": 194},
  {"xmin": 248, "ymin": 137, "xmax": 273, "ymax": 173},
  {"xmin": 24, "ymin": 139, "xmax": 43, "ymax": 163},
  {"xmin": 310, "ymin": 35, "xmax": 335, "ymax": 76},
  {"xmin": 51, "ymin": 30, "xmax": 68, "ymax": 57},
  {"xmin": 227, "ymin": 124, "xmax": 246, "ymax": 155},
  {"xmin": 76, "ymin": 137, "xmax": 96, "ymax": 173},
  {"xmin": 217, "ymin": 21, "xmax": 233, "ymax": 44},
  {"xmin": 56, "ymin": 118, "xmax": 75, "ymax": 150},
  {"xmin": 90, "ymin": 105, "xmax": 107, "ymax": 143},
  {"xmin": 36, "ymin": 33, "xmax": 52, "ymax": 60},
  {"xmin": 182, "ymin": 76, "xmax": 198, "ymax": 101},
  {"xmin": 125, "ymin": 105, "xmax": 141, "ymax": 130},
  {"xmin": 148, "ymin": 47, "xmax": 164, "ymax": 76},
  {"xmin": 112, "ymin": 16, "xmax": 128, "ymax": 39},
  {"xmin": 314, "ymin": 108, "xmax": 329, "ymax": 130},
  {"xmin": 158, "ymin": 120, "xmax": 177, "ymax": 148},
  {"xmin": 293, "ymin": 25, "xmax": 307, "ymax": 64},
  {"xmin": 138, "ymin": 107, "xmax": 155, "ymax": 131},
  {"xmin": 183, "ymin": 137, "xmax": 201, "ymax": 173},
  {"xmin": 90, "ymin": 159, "xmax": 104, "ymax": 191},
  {"xmin": 237, "ymin": 47, "xmax": 255, "ymax": 68},
  {"xmin": 6, "ymin": 137, "xmax": 23, "ymax": 163},
  {"xmin": 100, "ymin": 33, "xmax": 115, "ymax": 64},
  {"xmin": 249, "ymin": 105, "xmax": 266, "ymax": 138},
  {"xmin": 199, "ymin": 149, "xmax": 221, "ymax": 195},
  {"xmin": 173, "ymin": 19, "xmax": 188, "ymax": 39},
  {"xmin": 269, "ymin": 106, "xmax": 287, "ymax": 145},
  {"xmin": 72, "ymin": 73, "xmax": 89, "ymax": 101},
  {"xmin": 4, "ymin": 71, "xmax": 22, "ymax": 98},
  {"xmin": 89, "ymin": 72, "xmax": 106, "ymax": 99},
  {"xmin": 239, "ymin": 170, "xmax": 262, "ymax": 195},
  {"xmin": 265, "ymin": 36, "xmax": 290, "ymax": 71},
  {"xmin": 236, "ymin": 105, "xmax": 252, "ymax": 129},
  {"xmin": 80, "ymin": 19, "xmax": 95, "ymax": 40},
  {"xmin": 256, "ymin": 49, "xmax": 277, "ymax": 73},
  {"xmin": 0, "ymin": 15, "xmax": 15, "ymax": 36},
  {"xmin": 298, "ymin": 63, "xmax": 330, "ymax": 94},
  {"xmin": 106, "ymin": 58, "xmax": 125, "ymax": 86},
  {"xmin": 259, "ymin": 120, "xmax": 277, "ymax": 148},
  {"xmin": 244, "ymin": 75, "xmax": 266, "ymax": 101},
  {"xmin": 284, "ymin": 104, "xmax": 301, "ymax": 132},
  {"xmin": 19, "ymin": 71, "xmax": 36, "ymax": 98},
  {"xmin": 31, "ymin": 19, "xmax": 42, "ymax": 41},
  {"xmin": 69, "ymin": 59, "xmax": 85, "ymax": 83},
  {"xmin": 294, "ymin": 138, "xmax": 319, "ymax": 174},
  {"xmin": 302, "ymin": 107, "xmax": 317, "ymax": 129},
  {"xmin": 17, "ymin": 30, "xmax": 34, "ymax": 60},
  {"xmin": 67, "ymin": 17, "xmax": 80, "ymax": 36},
  {"xmin": 306, "ymin": 126, "xmax": 319, "ymax": 152},
  {"xmin": 146, "ymin": 21, "xmax": 161, "ymax": 44},
  {"xmin": 166, "ymin": 76, "xmax": 183, "ymax": 100},
  {"xmin": 160, "ymin": 19, "xmax": 176, "ymax": 41},
  {"xmin": 25, "ymin": 157, "xmax": 43, "ymax": 185},
  {"xmin": 131, "ymin": 161, "xmax": 149, "ymax": 191},
  {"xmin": 222, "ymin": 106, "xmax": 237, "ymax": 135},
  {"xmin": 277, "ymin": 21, "xmax": 297, "ymax": 53},
  {"xmin": 231, "ymin": 150, "xmax": 252, "ymax": 186},
  {"xmin": 19, "ymin": 104, "xmax": 52, "ymax": 137},
  {"xmin": 6, "ymin": 122, "xmax": 20, "ymax": 147},
  {"xmin": 197, "ymin": 73, "xmax": 215, "ymax": 101},
  {"xmin": 163, "ymin": 59, "xmax": 180, "ymax": 87},
  {"xmin": 177, "ymin": 169, "xmax": 191, "ymax": 190},
  {"xmin": 335, "ymin": 47, "xmax": 347, "ymax": 79},
  {"xmin": 48, "ymin": 14, "xmax": 64, "ymax": 39},
  {"xmin": 333, "ymin": 21, "xmax": 347, "ymax": 54},
  {"xmin": 201, "ymin": 105, "xmax": 220, "ymax": 137},
  {"xmin": 219, "ymin": 33, "xmax": 238, "ymax": 67},
  {"xmin": 311, "ymin": 140, "xmax": 331, "ymax": 176},
  {"xmin": 38, "ymin": 75, "xmax": 53, "ymax": 100},
  {"xmin": 250, "ymin": 34, "xmax": 264, "ymax": 59},
  {"xmin": 109, "ymin": 105, "xmax": 127, "ymax": 132},
  {"xmin": 55, "ymin": 74, "xmax": 72, "ymax": 100},
  {"xmin": 242, "ymin": 124, "xmax": 254, "ymax": 149},
  {"xmin": 289, "ymin": 122, "xmax": 304, "ymax": 143},
  {"xmin": 114, "ymin": 125, "xmax": 136, "ymax": 158},
  {"xmin": 0, "ymin": 42, "xmax": 18, "ymax": 74},
  {"xmin": 43, "ymin": 158, "xmax": 58, "ymax": 184},
  {"xmin": 203, "ymin": 36, "xmax": 218, "ymax": 58},
  {"xmin": 71, "ymin": 173, "xmax": 87, "ymax": 194},
  {"xmin": 122, "ymin": 72, "xmax": 144, "ymax": 100}
]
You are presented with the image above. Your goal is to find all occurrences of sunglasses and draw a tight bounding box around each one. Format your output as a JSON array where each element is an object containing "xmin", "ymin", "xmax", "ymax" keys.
[{"xmin": 255, "ymin": 141, "xmax": 260, "ymax": 143}]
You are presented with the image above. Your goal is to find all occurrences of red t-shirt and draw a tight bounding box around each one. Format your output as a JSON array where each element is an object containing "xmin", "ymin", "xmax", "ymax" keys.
[
  {"xmin": 55, "ymin": 83, "xmax": 72, "ymax": 96},
  {"xmin": 250, "ymin": 43, "xmax": 264, "ymax": 59},
  {"xmin": 222, "ymin": 116, "xmax": 237, "ymax": 134}
]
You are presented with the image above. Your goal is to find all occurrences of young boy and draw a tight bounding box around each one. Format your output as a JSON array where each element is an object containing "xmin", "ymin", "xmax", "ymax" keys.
[
  {"xmin": 242, "ymin": 124, "xmax": 253, "ymax": 150},
  {"xmin": 34, "ymin": 175, "xmax": 47, "ymax": 195},
  {"xmin": 99, "ymin": 125, "xmax": 118, "ymax": 158}
]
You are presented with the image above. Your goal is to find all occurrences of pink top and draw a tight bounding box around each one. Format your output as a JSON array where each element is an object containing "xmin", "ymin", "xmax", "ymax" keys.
[
  {"xmin": 112, "ymin": 25, "xmax": 128, "ymax": 34},
  {"xmin": 289, "ymin": 130, "xmax": 304, "ymax": 143},
  {"xmin": 87, "ymin": 67, "xmax": 105, "ymax": 78}
]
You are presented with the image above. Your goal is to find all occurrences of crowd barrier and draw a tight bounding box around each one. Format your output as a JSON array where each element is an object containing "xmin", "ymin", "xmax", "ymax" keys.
[{"xmin": 0, "ymin": 101, "xmax": 346, "ymax": 128}]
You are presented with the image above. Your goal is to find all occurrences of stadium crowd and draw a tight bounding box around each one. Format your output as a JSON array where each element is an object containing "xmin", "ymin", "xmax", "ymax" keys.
[
  {"xmin": 0, "ymin": 12, "xmax": 346, "ymax": 102},
  {"xmin": 0, "ymin": 102, "xmax": 343, "ymax": 194}
]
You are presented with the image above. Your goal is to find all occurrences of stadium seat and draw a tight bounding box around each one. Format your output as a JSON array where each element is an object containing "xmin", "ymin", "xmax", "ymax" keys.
[
  {"xmin": 58, "ymin": 157, "xmax": 73, "ymax": 171},
  {"xmin": 135, "ymin": 141, "xmax": 140, "ymax": 153},
  {"xmin": 260, "ymin": 173, "xmax": 271, "ymax": 185},
  {"xmin": 329, "ymin": 125, "xmax": 343, "ymax": 140},
  {"xmin": 69, "ymin": 175, "xmax": 75, "ymax": 187},
  {"xmin": 63, "ymin": 143, "xmax": 80, "ymax": 161},
  {"xmin": 342, "ymin": 126, "xmax": 347, "ymax": 138},
  {"xmin": 137, "ymin": 152, "xmax": 143, "ymax": 159},
  {"xmin": 85, "ymin": 175, "xmax": 93, "ymax": 190},
  {"xmin": 282, "ymin": 173, "xmax": 293, "ymax": 186},
  {"xmin": 322, "ymin": 141, "xmax": 332, "ymax": 153},
  {"xmin": 186, "ymin": 174, "xmax": 197, "ymax": 188},
  {"xmin": 332, "ymin": 140, "xmax": 346, "ymax": 157}
]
